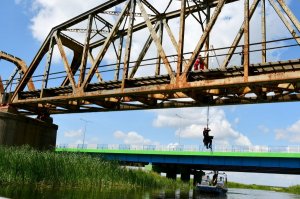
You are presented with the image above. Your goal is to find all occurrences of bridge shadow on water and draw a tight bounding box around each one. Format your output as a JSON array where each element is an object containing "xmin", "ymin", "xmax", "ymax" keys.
[
  {"xmin": 0, "ymin": 185, "xmax": 296, "ymax": 199},
  {"xmin": 0, "ymin": 185, "xmax": 229, "ymax": 199}
]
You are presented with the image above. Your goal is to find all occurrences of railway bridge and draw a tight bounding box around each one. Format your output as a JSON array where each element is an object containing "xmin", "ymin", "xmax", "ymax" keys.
[{"xmin": 0, "ymin": 0, "xmax": 299, "ymax": 149}]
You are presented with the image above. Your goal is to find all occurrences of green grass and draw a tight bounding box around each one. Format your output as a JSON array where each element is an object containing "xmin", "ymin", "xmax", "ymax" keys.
[
  {"xmin": 0, "ymin": 146, "xmax": 186, "ymax": 190},
  {"xmin": 228, "ymin": 182, "xmax": 300, "ymax": 195}
]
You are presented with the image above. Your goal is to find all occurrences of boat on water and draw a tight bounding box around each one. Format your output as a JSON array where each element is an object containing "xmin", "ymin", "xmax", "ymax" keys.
[{"xmin": 196, "ymin": 171, "xmax": 228, "ymax": 194}]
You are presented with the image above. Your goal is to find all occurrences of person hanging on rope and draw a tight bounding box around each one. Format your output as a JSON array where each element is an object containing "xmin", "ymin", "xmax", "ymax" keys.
[{"xmin": 203, "ymin": 127, "xmax": 213, "ymax": 150}]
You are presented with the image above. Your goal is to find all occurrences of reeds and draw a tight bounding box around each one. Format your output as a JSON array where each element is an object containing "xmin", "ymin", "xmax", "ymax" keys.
[
  {"xmin": 228, "ymin": 181, "xmax": 300, "ymax": 195},
  {"xmin": 0, "ymin": 146, "xmax": 181, "ymax": 189}
]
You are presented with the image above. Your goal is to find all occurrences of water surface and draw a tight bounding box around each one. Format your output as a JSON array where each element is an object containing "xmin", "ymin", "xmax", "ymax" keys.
[{"xmin": 0, "ymin": 186, "xmax": 299, "ymax": 199}]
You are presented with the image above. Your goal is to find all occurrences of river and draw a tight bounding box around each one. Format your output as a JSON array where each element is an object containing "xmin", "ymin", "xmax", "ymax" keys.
[{"xmin": 0, "ymin": 186, "xmax": 300, "ymax": 199}]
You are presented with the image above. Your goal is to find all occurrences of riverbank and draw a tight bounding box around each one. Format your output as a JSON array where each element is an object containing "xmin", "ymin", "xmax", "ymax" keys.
[
  {"xmin": 0, "ymin": 146, "xmax": 186, "ymax": 190},
  {"xmin": 228, "ymin": 182, "xmax": 300, "ymax": 195}
]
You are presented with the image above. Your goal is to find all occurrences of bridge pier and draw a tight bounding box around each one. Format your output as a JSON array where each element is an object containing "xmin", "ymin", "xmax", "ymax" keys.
[
  {"xmin": 0, "ymin": 110, "xmax": 57, "ymax": 150},
  {"xmin": 180, "ymin": 170, "xmax": 191, "ymax": 182},
  {"xmin": 166, "ymin": 171, "xmax": 177, "ymax": 180},
  {"xmin": 193, "ymin": 170, "xmax": 204, "ymax": 185}
]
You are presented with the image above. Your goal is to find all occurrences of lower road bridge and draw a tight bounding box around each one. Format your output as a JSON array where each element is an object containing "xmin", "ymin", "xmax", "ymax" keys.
[{"xmin": 57, "ymin": 144, "xmax": 300, "ymax": 181}]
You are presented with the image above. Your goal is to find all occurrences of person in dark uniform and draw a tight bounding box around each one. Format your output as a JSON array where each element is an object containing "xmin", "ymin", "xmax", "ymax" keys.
[
  {"xmin": 212, "ymin": 170, "xmax": 218, "ymax": 186},
  {"xmin": 203, "ymin": 127, "xmax": 213, "ymax": 149}
]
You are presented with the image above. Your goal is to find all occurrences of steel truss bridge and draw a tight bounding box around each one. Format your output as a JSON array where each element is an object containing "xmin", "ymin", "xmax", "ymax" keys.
[{"xmin": 0, "ymin": 0, "xmax": 300, "ymax": 116}]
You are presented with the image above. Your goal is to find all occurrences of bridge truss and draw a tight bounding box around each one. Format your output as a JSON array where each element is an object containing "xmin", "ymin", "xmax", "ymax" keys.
[{"xmin": 1, "ymin": 0, "xmax": 300, "ymax": 115}]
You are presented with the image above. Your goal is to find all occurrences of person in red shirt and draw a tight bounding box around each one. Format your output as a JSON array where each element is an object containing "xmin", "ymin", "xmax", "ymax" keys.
[
  {"xmin": 194, "ymin": 55, "xmax": 205, "ymax": 71},
  {"xmin": 194, "ymin": 56, "xmax": 200, "ymax": 70}
]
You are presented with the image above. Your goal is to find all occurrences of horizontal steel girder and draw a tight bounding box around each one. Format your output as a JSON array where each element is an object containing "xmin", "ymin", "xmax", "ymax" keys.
[{"xmin": 12, "ymin": 59, "xmax": 300, "ymax": 114}]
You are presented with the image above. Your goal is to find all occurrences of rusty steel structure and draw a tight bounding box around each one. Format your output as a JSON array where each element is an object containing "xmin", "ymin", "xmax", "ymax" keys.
[
  {"xmin": 0, "ymin": 51, "xmax": 35, "ymax": 94},
  {"xmin": 1, "ymin": 0, "xmax": 300, "ymax": 115}
]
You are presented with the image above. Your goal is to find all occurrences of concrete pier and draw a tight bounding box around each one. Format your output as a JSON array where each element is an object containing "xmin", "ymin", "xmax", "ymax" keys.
[
  {"xmin": 180, "ymin": 171, "xmax": 191, "ymax": 182},
  {"xmin": 166, "ymin": 171, "xmax": 177, "ymax": 180},
  {"xmin": 0, "ymin": 111, "xmax": 58, "ymax": 150}
]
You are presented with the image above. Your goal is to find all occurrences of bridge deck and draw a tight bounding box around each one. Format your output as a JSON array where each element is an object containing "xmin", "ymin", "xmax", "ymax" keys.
[
  {"xmin": 12, "ymin": 59, "xmax": 300, "ymax": 115},
  {"xmin": 56, "ymin": 148, "xmax": 300, "ymax": 159},
  {"xmin": 56, "ymin": 146, "xmax": 300, "ymax": 174}
]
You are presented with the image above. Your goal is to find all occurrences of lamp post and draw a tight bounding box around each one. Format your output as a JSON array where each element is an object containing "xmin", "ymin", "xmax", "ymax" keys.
[
  {"xmin": 175, "ymin": 114, "xmax": 182, "ymax": 145},
  {"xmin": 80, "ymin": 118, "xmax": 92, "ymax": 148}
]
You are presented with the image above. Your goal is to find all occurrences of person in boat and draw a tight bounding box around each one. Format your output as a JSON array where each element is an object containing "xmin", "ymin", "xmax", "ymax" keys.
[
  {"xmin": 203, "ymin": 127, "xmax": 213, "ymax": 149},
  {"xmin": 212, "ymin": 171, "xmax": 218, "ymax": 186}
]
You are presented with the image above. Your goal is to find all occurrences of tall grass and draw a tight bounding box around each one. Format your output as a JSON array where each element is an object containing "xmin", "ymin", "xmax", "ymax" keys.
[{"xmin": 0, "ymin": 146, "xmax": 183, "ymax": 189}]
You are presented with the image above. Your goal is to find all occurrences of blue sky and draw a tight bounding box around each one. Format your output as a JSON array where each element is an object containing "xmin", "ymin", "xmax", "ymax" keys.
[{"xmin": 1, "ymin": 0, "xmax": 300, "ymax": 186}]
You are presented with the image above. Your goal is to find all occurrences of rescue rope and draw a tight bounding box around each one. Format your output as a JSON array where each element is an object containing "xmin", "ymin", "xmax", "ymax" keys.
[{"xmin": 206, "ymin": 105, "xmax": 209, "ymax": 129}]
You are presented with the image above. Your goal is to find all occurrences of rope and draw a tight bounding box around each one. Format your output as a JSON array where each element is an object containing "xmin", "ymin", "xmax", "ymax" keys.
[{"xmin": 206, "ymin": 105, "xmax": 209, "ymax": 129}]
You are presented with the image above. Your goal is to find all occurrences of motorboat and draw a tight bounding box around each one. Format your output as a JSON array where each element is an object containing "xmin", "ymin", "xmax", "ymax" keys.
[{"xmin": 196, "ymin": 171, "xmax": 228, "ymax": 194}]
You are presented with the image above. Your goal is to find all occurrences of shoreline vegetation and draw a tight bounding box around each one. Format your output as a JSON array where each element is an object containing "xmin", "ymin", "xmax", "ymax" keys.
[
  {"xmin": 0, "ymin": 146, "xmax": 186, "ymax": 190},
  {"xmin": 0, "ymin": 146, "xmax": 299, "ymax": 195},
  {"xmin": 228, "ymin": 182, "xmax": 300, "ymax": 195}
]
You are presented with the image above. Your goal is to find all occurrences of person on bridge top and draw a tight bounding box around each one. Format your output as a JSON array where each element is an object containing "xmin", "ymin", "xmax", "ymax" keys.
[
  {"xmin": 194, "ymin": 54, "xmax": 205, "ymax": 71},
  {"xmin": 203, "ymin": 127, "xmax": 213, "ymax": 150}
]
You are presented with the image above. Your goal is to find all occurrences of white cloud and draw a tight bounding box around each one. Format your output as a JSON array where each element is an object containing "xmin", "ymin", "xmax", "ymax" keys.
[
  {"xmin": 74, "ymin": 139, "xmax": 85, "ymax": 145},
  {"xmin": 15, "ymin": 0, "xmax": 23, "ymax": 5},
  {"xmin": 113, "ymin": 130, "xmax": 156, "ymax": 145},
  {"xmin": 258, "ymin": 125, "xmax": 270, "ymax": 134},
  {"xmin": 64, "ymin": 128, "xmax": 83, "ymax": 138},
  {"xmin": 29, "ymin": 0, "xmax": 106, "ymax": 42},
  {"xmin": 275, "ymin": 120, "xmax": 300, "ymax": 143},
  {"xmin": 114, "ymin": 130, "xmax": 126, "ymax": 139},
  {"xmin": 152, "ymin": 108, "xmax": 252, "ymax": 146},
  {"xmin": 234, "ymin": 118, "xmax": 240, "ymax": 125}
]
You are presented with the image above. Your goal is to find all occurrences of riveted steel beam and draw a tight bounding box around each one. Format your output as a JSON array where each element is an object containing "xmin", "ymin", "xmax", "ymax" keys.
[
  {"xmin": 261, "ymin": 0, "xmax": 266, "ymax": 63},
  {"xmin": 268, "ymin": 0, "xmax": 300, "ymax": 44},
  {"xmin": 0, "ymin": 51, "xmax": 35, "ymax": 91},
  {"xmin": 155, "ymin": 20, "xmax": 163, "ymax": 76},
  {"xmin": 81, "ymin": 0, "xmax": 131, "ymax": 90},
  {"xmin": 114, "ymin": 35, "xmax": 124, "ymax": 81},
  {"xmin": 90, "ymin": 1, "xmax": 237, "ymax": 49},
  {"xmin": 137, "ymin": 0, "xmax": 175, "ymax": 81},
  {"xmin": 0, "ymin": 76, "xmax": 4, "ymax": 93},
  {"xmin": 129, "ymin": 22, "xmax": 160, "ymax": 78},
  {"xmin": 54, "ymin": 32, "xmax": 77, "ymax": 91},
  {"xmin": 177, "ymin": 0, "xmax": 186, "ymax": 80},
  {"xmin": 162, "ymin": 19, "xmax": 187, "ymax": 67},
  {"xmin": 244, "ymin": 0, "xmax": 249, "ymax": 82},
  {"xmin": 40, "ymin": 37, "xmax": 55, "ymax": 98},
  {"xmin": 122, "ymin": 0, "xmax": 136, "ymax": 90},
  {"xmin": 78, "ymin": 14, "xmax": 94, "ymax": 87},
  {"xmin": 182, "ymin": 0, "xmax": 226, "ymax": 78},
  {"xmin": 221, "ymin": 0, "xmax": 260, "ymax": 69},
  {"xmin": 277, "ymin": 0, "xmax": 300, "ymax": 33},
  {"xmin": 88, "ymin": 51, "xmax": 103, "ymax": 83}
]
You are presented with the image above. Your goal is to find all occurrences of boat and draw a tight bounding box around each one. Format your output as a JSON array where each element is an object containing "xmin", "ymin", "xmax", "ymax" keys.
[{"xmin": 196, "ymin": 171, "xmax": 228, "ymax": 194}]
